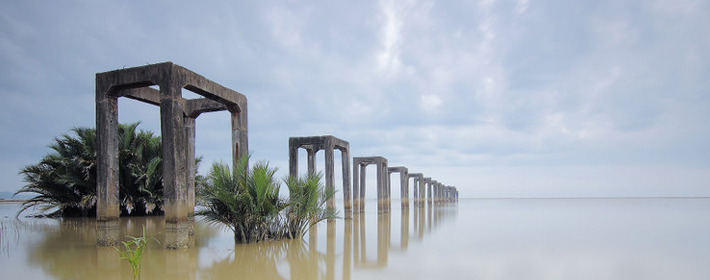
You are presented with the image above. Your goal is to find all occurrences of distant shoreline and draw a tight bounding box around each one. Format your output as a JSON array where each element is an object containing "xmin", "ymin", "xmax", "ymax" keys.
[
  {"xmin": 0, "ymin": 200, "xmax": 26, "ymax": 204},
  {"xmin": 465, "ymin": 197, "xmax": 710, "ymax": 200}
]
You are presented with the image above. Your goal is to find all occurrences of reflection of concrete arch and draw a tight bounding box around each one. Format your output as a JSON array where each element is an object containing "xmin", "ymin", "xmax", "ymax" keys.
[
  {"xmin": 288, "ymin": 136, "xmax": 351, "ymax": 218},
  {"xmin": 353, "ymin": 157, "xmax": 389, "ymax": 213},
  {"xmin": 387, "ymin": 166, "xmax": 409, "ymax": 209},
  {"xmin": 96, "ymin": 62, "xmax": 247, "ymax": 248}
]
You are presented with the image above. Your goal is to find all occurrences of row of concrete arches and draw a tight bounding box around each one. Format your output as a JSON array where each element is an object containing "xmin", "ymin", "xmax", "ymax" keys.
[{"xmin": 288, "ymin": 135, "xmax": 459, "ymax": 219}]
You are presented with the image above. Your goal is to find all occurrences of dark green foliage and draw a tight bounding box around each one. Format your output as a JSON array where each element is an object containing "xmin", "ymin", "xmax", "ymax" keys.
[
  {"xmin": 283, "ymin": 172, "xmax": 337, "ymax": 239},
  {"xmin": 196, "ymin": 156, "xmax": 336, "ymax": 243},
  {"xmin": 197, "ymin": 155, "xmax": 285, "ymax": 243},
  {"xmin": 16, "ymin": 123, "xmax": 166, "ymax": 217}
]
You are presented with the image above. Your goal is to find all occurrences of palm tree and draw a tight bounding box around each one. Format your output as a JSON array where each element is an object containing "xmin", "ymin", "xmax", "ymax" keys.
[
  {"xmin": 196, "ymin": 155, "xmax": 286, "ymax": 243},
  {"xmin": 282, "ymin": 172, "xmax": 337, "ymax": 239},
  {"xmin": 15, "ymin": 123, "xmax": 166, "ymax": 217}
]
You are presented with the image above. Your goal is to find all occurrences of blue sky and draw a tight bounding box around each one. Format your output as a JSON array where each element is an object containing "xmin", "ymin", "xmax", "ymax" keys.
[{"xmin": 1, "ymin": 0, "xmax": 708, "ymax": 198}]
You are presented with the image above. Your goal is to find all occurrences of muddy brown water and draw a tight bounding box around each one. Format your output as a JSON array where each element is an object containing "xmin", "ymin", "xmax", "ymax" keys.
[{"xmin": 2, "ymin": 198, "xmax": 710, "ymax": 279}]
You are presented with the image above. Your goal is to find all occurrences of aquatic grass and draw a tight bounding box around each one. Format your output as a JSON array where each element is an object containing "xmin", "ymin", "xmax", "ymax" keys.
[{"xmin": 115, "ymin": 227, "xmax": 158, "ymax": 280}]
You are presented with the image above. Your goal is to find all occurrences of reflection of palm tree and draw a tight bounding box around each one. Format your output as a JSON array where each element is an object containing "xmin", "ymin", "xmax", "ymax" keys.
[{"xmin": 24, "ymin": 217, "xmax": 218, "ymax": 280}]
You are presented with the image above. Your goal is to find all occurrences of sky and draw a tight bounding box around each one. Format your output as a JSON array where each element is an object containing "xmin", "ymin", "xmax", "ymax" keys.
[{"xmin": 1, "ymin": 0, "xmax": 708, "ymax": 198}]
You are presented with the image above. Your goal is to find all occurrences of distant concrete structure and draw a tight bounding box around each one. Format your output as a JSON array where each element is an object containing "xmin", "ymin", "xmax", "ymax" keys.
[
  {"xmin": 422, "ymin": 178, "xmax": 431, "ymax": 208},
  {"xmin": 387, "ymin": 166, "xmax": 409, "ymax": 209},
  {"xmin": 96, "ymin": 62, "xmax": 247, "ymax": 248},
  {"xmin": 289, "ymin": 136, "xmax": 351, "ymax": 218},
  {"xmin": 353, "ymin": 157, "xmax": 389, "ymax": 213},
  {"xmin": 428, "ymin": 179, "xmax": 437, "ymax": 205},
  {"xmin": 408, "ymin": 173, "xmax": 424, "ymax": 207}
]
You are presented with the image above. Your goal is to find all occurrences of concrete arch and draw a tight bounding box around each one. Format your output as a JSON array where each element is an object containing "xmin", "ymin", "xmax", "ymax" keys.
[
  {"xmin": 96, "ymin": 62, "xmax": 247, "ymax": 248},
  {"xmin": 288, "ymin": 135, "xmax": 351, "ymax": 218},
  {"xmin": 353, "ymin": 156, "xmax": 389, "ymax": 213},
  {"xmin": 387, "ymin": 166, "xmax": 409, "ymax": 209}
]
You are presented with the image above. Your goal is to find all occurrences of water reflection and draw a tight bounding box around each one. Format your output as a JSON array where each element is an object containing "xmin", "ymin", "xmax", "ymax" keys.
[{"xmin": 1, "ymin": 202, "xmax": 458, "ymax": 279}]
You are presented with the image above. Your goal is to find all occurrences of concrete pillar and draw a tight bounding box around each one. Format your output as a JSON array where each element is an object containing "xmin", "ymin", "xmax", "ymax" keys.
[
  {"xmin": 185, "ymin": 117, "xmax": 196, "ymax": 218},
  {"xmin": 408, "ymin": 173, "xmax": 423, "ymax": 208},
  {"xmin": 307, "ymin": 148, "xmax": 316, "ymax": 175},
  {"xmin": 377, "ymin": 162, "xmax": 385, "ymax": 213},
  {"xmin": 341, "ymin": 148, "xmax": 352, "ymax": 218},
  {"xmin": 160, "ymin": 81, "xmax": 190, "ymax": 249},
  {"xmin": 230, "ymin": 107, "xmax": 248, "ymax": 170},
  {"xmin": 353, "ymin": 163, "xmax": 360, "ymax": 213},
  {"xmin": 325, "ymin": 147, "xmax": 335, "ymax": 211},
  {"xmin": 96, "ymin": 88, "xmax": 119, "ymax": 246},
  {"xmin": 288, "ymin": 143, "xmax": 298, "ymax": 178},
  {"xmin": 428, "ymin": 180, "xmax": 436, "ymax": 206},
  {"xmin": 387, "ymin": 167, "xmax": 408, "ymax": 210},
  {"xmin": 413, "ymin": 178, "xmax": 419, "ymax": 206},
  {"xmin": 359, "ymin": 164, "xmax": 366, "ymax": 212},
  {"xmin": 421, "ymin": 178, "xmax": 430, "ymax": 208}
]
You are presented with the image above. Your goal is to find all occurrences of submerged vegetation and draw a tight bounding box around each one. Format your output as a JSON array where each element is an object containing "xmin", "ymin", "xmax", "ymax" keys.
[
  {"xmin": 15, "ymin": 123, "xmax": 171, "ymax": 217},
  {"xmin": 115, "ymin": 227, "xmax": 158, "ymax": 280},
  {"xmin": 197, "ymin": 155, "xmax": 336, "ymax": 243}
]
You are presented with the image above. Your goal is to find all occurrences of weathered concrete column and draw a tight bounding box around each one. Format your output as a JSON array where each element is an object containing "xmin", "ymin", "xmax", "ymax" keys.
[
  {"xmin": 230, "ymin": 106, "xmax": 248, "ymax": 169},
  {"xmin": 185, "ymin": 117, "xmax": 196, "ymax": 218},
  {"xmin": 352, "ymin": 163, "xmax": 361, "ymax": 213},
  {"xmin": 428, "ymin": 180, "xmax": 436, "ymax": 206},
  {"xmin": 387, "ymin": 167, "xmax": 409, "ymax": 209},
  {"xmin": 160, "ymin": 80, "xmax": 190, "ymax": 249},
  {"xmin": 307, "ymin": 148, "xmax": 316, "ymax": 175},
  {"xmin": 96, "ymin": 85, "xmax": 120, "ymax": 246},
  {"xmin": 421, "ymin": 178, "xmax": 430, "ymax": 208},
  {"xmin": 324, "ymin": 147, "xmax": 335, "ymax": 211},
  {"xmin": 377, "ymin": 160, "xmax": 387, "ymax": 213},
  {"xmin": 341, "ymin": 148, "xmax": 352, "ymax": 218},
  {"xmin": 408, "ymin": 173, "xmax": 423, "ymax": 207}
]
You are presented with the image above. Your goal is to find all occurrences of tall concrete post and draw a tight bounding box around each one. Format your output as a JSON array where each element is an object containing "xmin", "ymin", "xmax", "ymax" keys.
[
  {"xmin": 428, "ymin": 180, "xmax": 436, "ymax": 206},
  {"xmin": 230, "ymin": 107, "xmax": 248, "ymax": 170},
  {"xmin": 160, "ymin": 80, "xmax": 190, "ymax": 249},
  {"xmin": 96, "ymin": 87, "xmax": 119, "ymax": 246},
  {"xmin": 359, "ymin": 164, "xmax": 366, "ymax": 212},
  {"xmin": 353, "ymin": 163, "xmax": 361, "ymax": 213},
  {"xmin": 307, "ymin": 148, "xmax": 316, "ymax": 175},
  {"xmin": 185, "ymin": 117, "xmax": 196, "ymax": 218},
  {"xmin": 388, "ymin": 167, "xmax": 409, "ymax": 209},
  {"xmin": 377, "ymin": 161, "xmax": 385, "ymax": 213},
  {"xmin": 408, "ymin": 173, "xmax": 423, "ymax": 207},
  {"xmin": 325, "ymin": 147, "xmax": 335, "ymax": 210},
  {"xmin": 421, "ymin": 178, "xmax": 430, "ymax": 208},
  {"xmin": 341, "ymin": 148, "xmax": 352, "ymax": 218}
]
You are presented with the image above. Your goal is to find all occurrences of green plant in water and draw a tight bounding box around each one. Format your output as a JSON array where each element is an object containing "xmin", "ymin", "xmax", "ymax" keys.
[
  {"xmin": 197, "ymin": 155, "xmax": 286, "ymax": 243},
  {"xmin": 196, "ymin": 154, "xmax": 336, "ymax": 243},
  {"xmin": 283, "ymin": 172, "xmax": 337, "ymax": 239},
  {"xmin": 115, "ymin": 227, "xmax": 157, "ymax": 280}
]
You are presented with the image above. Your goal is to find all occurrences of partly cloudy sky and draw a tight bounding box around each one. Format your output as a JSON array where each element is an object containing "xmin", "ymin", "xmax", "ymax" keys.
[{"xmin": 1, "ymin": 0, "xmax": 708, "ymax": 198}]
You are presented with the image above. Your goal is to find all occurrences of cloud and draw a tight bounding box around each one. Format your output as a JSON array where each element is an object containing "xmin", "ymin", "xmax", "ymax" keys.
[{"xmin": 0, "ymin": 0, "xmax": 708, "ymax": 197}]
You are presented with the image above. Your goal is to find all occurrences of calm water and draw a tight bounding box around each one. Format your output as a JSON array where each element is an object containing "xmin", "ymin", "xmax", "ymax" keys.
[{"xmin": 1, "ymin": 198, "xmax": 709, "ymax": 279}]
